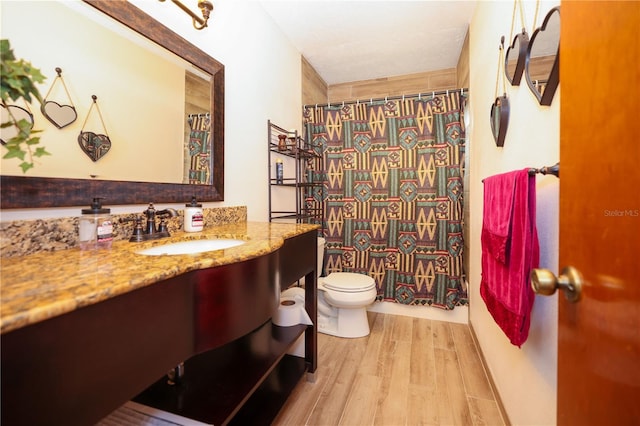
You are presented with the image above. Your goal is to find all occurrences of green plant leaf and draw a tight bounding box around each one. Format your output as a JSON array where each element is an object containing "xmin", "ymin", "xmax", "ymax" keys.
[
  {"xmin": 34, "ymin": 146, "xmax": 51, "ymax": 157},
  {"xmin": 19, "ymin": 161, "xmax": 34, "ymax": 173},
  {"xmin": 2, "ymin": 145, "xmax": 26, "ymax": 160},
  {"xmin": 1, "ymin": 38, "xmax": 49, "ymax": 172}
]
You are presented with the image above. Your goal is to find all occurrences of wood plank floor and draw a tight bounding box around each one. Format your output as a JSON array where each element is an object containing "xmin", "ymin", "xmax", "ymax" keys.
[{"xmin": 273, "ymin": 312, "xmax": 505, "ymax": 426}]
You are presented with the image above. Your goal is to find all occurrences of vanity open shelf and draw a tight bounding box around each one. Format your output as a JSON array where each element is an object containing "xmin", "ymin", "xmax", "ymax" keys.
[
  {"xmin": 130, "ymin": 230, "xmax": 318, "ymax": 425},
  {"xmin": 133, "ymin": 321, "xmax": 308, "ymax": 425}
]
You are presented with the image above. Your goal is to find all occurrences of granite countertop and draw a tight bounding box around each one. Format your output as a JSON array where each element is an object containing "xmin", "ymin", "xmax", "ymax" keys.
[{"xmin": 0, "ymin": 221, "xmax": 319, "ymax": 335}]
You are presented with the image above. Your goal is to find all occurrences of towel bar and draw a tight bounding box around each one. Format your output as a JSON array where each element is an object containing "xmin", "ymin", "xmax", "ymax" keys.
[{"xmin": 528, "ymin": 162, "xmax": 559, "ymax": 177}]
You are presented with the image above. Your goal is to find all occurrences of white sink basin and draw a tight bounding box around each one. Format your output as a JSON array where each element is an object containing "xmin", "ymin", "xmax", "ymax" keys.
[{"xmin": 137, "ymin": 239, "xmax": 246, "ymax": 256}]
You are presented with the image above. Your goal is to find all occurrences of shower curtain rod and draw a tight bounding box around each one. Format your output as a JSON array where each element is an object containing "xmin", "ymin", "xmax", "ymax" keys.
[
  {"xmin": 187, "ymin": 112, "xmax": 210, "ymax": 118},
  {"xmin": 304, "ymin": 87, "xmax": 469, "ymax": 109}
]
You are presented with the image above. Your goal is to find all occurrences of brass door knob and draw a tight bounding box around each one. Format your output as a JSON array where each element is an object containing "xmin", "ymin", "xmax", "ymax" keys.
[{"xmin": 530, "ymin": 266, "xmax": 583, "ymax": 303}]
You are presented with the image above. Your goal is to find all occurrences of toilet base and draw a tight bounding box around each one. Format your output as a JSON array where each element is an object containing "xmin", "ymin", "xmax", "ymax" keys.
[{"xmin": 318, "ymin": 305, "xmax": 371, "ymax": 338}]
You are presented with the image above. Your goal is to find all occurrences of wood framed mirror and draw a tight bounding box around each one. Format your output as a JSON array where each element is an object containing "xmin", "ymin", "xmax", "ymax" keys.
[{"xmin": 0, "ymin": 0, "xmax": 224, "ymax": 209}]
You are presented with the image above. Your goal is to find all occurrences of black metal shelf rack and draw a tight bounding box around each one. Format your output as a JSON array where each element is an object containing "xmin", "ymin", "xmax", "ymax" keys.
[{"xmin": 267, "ymin": 120, "xmax": 323, "ymax": 227}]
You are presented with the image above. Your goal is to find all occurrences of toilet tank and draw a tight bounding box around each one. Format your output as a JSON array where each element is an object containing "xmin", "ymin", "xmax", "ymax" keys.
[{"xmin": 317, "ymin": 237, "xmax": 326, "ymax": 277}]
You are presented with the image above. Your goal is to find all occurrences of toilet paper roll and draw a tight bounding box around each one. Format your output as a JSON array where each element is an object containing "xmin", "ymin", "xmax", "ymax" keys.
[{"xmin": 273, "ymin": 296, "xmax": 312, "ymax": 327}]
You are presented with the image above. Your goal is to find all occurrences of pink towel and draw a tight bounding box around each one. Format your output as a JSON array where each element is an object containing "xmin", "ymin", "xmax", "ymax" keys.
[{"xmin": 481, "ymin": 169, "xmax": 539, "ymax": 347}]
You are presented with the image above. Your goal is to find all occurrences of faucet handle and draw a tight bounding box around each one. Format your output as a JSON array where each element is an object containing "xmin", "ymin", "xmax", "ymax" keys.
[
  {"xmin": 157, "ymin": 217, "xmax": 170, "ymax": 236},
  {"xmin": 156, "ymin": 208, "xmax": 176, "ymax": 238},
  {"xmin": 128, "ymin": 216, "xmax": 145, "ymax": 242}
]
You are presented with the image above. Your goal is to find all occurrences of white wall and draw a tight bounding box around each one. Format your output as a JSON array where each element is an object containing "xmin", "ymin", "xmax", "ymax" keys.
[
  {"xmin": 0, "ymin": 0, "xmax": 302, "ymax": 222},
  {"xmin": 468, "ymin": 1, "xmax": 560, "ymax": 425}
]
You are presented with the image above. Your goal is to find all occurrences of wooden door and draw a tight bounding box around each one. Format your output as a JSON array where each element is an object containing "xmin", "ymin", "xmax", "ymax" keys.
[{"xmin": 558, "ymin": 2, "xmax": 640, "ymax": 424}]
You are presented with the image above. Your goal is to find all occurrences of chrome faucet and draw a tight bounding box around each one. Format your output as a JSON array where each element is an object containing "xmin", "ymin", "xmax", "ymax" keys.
[{"xmin": 129, "ymin": 203, "xmax": 178, "ymax": 242}]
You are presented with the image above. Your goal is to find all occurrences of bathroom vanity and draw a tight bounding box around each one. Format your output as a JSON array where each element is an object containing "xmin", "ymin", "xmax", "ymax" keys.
[{"xmin": 0, "ymin": 222, "xmax": 318, "ymax": 425}]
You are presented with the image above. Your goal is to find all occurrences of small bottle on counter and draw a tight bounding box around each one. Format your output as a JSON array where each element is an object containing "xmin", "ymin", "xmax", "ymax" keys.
[
  {"xmin": 184, "ymin": 196, "xmax": 204, "ymax": 232},
  {"xmin": 79, "ymin": 198, "xmax": 113, "ymax": 250},
  {"xmin": 275, "ymin": 158, "xmax": 284, "ymax": 184}
]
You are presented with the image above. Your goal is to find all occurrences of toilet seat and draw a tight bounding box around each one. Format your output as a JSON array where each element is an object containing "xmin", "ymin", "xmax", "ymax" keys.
[{"xmin": 322, "ymin": 272, "xmax": 375, "ymax": 293}]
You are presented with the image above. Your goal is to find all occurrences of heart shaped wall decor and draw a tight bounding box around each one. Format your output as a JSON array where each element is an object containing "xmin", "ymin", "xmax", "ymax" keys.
[
  {"xmin": 525, "ymin": 6, "xmax": 560, "ymax": 105},
  {"xmin": 1, "ymin": 104, "xmax": 34, "ymax": 145},
  {"xmin": 41, "ymin": 101, "xmax": 77, "ymax": 129},
  {"xmin": 78, "ymin": 131, "xmax": 111, "ymax": 162},
  {"xmin": 490, "ymin": 95, "xmax": 509, "ymax": 147},
  {"xmin": 505, "ymin": 30, "xmax": 529, "ymax": 86}
]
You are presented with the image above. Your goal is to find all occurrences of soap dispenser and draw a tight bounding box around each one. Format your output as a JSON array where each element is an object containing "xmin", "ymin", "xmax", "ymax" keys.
[
  {"xmin": 79, "ymin": 198, "xmax": 113, "ymax": 250},
  {"xmin": 184, "ymin": 196, "xmax": 204, "ymax": 232}
]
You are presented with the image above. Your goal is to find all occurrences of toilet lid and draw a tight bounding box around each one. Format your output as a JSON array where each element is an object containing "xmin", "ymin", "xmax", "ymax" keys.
[{"xmin": 322, "ymin": 272, "xmax": 375, "ymax": 292}]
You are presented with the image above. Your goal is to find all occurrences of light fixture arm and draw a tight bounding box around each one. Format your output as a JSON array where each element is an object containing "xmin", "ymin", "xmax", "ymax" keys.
[{"xmin": 159, "ymin": 0, "xmax": 213, "ymax": 30}]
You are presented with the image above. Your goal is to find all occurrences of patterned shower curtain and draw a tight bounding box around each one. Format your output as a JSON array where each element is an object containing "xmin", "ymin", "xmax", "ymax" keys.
[
  {"xmin": 304, "ymin": 92, "xmax": 467, "ymax": 309},
  {"xmin": 183, "ymin": 113, "xmax": 212, "ymax": 185}
]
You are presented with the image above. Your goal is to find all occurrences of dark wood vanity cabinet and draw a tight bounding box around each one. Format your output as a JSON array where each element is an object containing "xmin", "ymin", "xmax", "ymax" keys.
[
  {"xmin": 0, "ymin": 230, "xmax": 317, "ymax": 426},
  {"xmin": 134, "ymin": 230, "xmax": 318, "ymax": 425}
]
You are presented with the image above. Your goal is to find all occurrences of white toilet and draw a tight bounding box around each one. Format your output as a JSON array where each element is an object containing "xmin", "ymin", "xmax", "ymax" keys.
[
  {"xmin": 315, "ymin": 237, "xmax": 377, "ymax": 338},
  {"xmin": 281, "ymin": 237, "xmax": 376, "ymax": 338}
]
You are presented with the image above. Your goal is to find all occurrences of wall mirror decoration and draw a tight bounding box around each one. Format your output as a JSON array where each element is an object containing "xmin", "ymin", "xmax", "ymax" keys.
[
  {"xmin": 490, "ymin": 95, "xmax": 509, "ymax": 148},
  {"xmin": 41, "ymin": 101, "xmax": 77, "ymax": 130},
  {"xmin": 525, "ymin": 6, "xmax": 560, "ymax": 106},
  {"xmin": 40, "ymin": 68, "xmax": 77, "ymax": 129},
  {"xmin": 505, "ymin": 0, "xmax": 537, "ymax": 86},
  {"xmin": 0, "ymin": 0, "xmax": 225, "ymax": 208},
  {"xmin": 1, "ymin": 104, "xmax": 34, "ymax": 145},
  {"xmin": 78, "ymin": 95, "xmax": 112, "ymax": 162},
  {"xmin": 491, "ymin": 36, "xmax": 510, "ymax": 147},
  {"xmin": 505, "ymin": 29, "xmax": 529, "ymax": 85}
]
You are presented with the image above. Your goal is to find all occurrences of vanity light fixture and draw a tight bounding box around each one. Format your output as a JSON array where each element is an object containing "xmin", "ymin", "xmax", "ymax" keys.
[{"xmin": 159, "ymin": 0, "xmax": 214, "ymax": 30}]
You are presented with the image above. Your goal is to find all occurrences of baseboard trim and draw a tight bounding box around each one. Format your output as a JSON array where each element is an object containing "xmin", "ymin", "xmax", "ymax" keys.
[
  {"xmin": 468, "ymin": 321, "xmax": 511, "ymax": 426},
  {"xmin": 367, "ymin": 301, "xmax": 468, "ymax": 324}
]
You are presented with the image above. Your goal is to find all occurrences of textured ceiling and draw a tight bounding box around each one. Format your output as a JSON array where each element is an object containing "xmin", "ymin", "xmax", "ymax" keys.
[{"xmin": 259, "ymin": 1, "xmax": 477, "ymax": 85}]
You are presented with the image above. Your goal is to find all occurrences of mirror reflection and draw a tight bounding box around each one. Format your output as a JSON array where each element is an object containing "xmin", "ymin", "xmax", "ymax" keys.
[
  {"xmin": 41, "ymin": 101, "xmax": 77, "ymax": 130},
  {"xmin": 0, "ymin": 0, "xmax": 224, "ymax": 208},
  {"xmin": 525, "ymin": 7, "xmax": 560, "ymax": 105},
  {"xmin": 505, "ymin": 31, "xmax": 529, "ymax": 86},
  {"xmin": 1, "ymin": 1, "xmax": 212, "ymax": 184}
]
